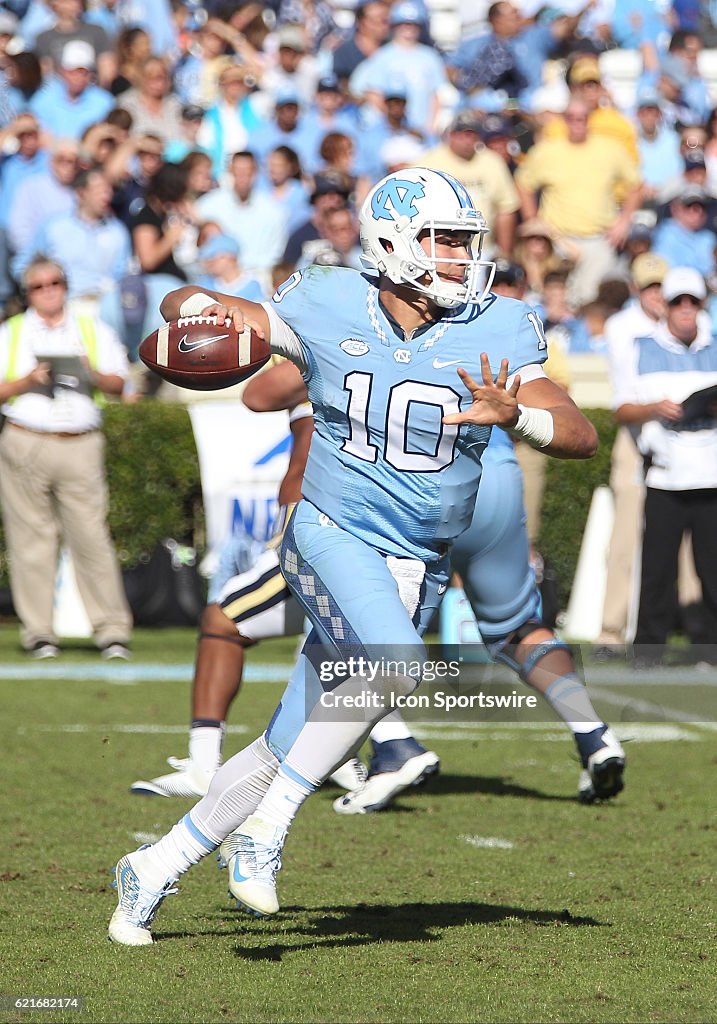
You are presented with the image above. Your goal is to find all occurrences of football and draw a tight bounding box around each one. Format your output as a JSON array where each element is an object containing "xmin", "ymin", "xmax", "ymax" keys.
[{"xmin": 138, "ymin": 315, "xmax": 270, "ymax": 391}]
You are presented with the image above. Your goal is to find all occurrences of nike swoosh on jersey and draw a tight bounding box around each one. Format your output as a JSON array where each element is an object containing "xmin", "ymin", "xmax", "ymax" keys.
[
  {"xmin": 432, "ymin": 358, "xmax": 462, "ymax": 369},
  {"xmin": 177, "ymin": 332, "xmax": 229, "ymax": 353}
]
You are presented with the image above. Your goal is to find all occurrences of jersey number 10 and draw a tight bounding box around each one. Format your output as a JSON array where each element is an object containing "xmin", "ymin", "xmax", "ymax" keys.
[{"xmin": 341, "ymin": 371, "xmax": 461, "ymax": 473}]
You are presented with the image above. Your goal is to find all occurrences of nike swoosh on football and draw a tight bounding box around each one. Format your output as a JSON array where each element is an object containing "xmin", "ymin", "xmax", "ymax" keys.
[
  {"xmin": 432, "ymin": 358, "xmax": 461, "ymax": 368},
  {"xmin": 177, "ymin": 332, "xmax": 229, "ymax": 353}
]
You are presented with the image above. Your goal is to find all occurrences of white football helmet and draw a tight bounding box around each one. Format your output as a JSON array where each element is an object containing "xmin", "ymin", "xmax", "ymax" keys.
[{"xmin": 359, "ymin": 167, "xmax": 495, "ymax": 309}]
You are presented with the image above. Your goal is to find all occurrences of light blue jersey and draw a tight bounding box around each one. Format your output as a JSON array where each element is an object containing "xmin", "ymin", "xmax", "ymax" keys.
[{"xmin": 269, "ymin": 265, "xmax": 547, "ymax": 563}]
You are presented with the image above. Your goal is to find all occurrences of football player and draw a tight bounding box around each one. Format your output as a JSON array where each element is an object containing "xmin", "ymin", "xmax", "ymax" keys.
[
  {"xmin": 109, "ymin": 167, "xmax": 609, "ymax": 945},
  {"xmin": 129, "ymin": 363, "xmax": 440, "ymax": 802}
]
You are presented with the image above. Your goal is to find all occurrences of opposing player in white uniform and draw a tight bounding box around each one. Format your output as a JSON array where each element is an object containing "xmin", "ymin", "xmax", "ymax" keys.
[{"xmin": 109, "ymin": 167, "xmax": 603, "ymax": 945}]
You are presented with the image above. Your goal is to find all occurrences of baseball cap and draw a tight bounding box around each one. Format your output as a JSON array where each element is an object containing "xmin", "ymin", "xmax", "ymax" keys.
[
  {"xmin": 679, "ymin": 184, "xmax": 708, "ymax": 206},
  {"xmin": 60, "ymin": 39, "xmax": 95, "ymax": 70},
  {"xmin": 199, "ymin": 233, "xmax": 240, "ymax": 261},
  {"xmin": 450, "ymin": 111, "xmax": 481, "ymax": 133},
  {"xmin": 310, "ymin": 171, "xmax": 351, "ymax": 201},
  {"xmin": 493, "ymin": 259, "xmax": 526, "ymax": 286},
  {"xmin": 662, "ymin": 266, "xmax": 706, "ymax": 303},
  {"xmin": 389, "ymin": 1, "xmax": 426, "ymax": 26},
  {"xmin": 631, "ymin": 252, "xmax": 668, "ymax": 290},
  {"xmin": 181, "ymin": 104, "xmax": 205, "ymax": 121},
  {"xmin": 636, "ymin": 86, "xmax": 660, "ymax": 109},
  {"xmin": 569, "ymin": 55, "xmax": 601, "ymax": 85},
  {"xmin": 482, "ymin": 113, "xmax": 513, "ymax": 141},
  {"xmin": 382, "ymin": 77, "xmax": 408, "ymax": 100},
  {"xmin": 274, "ymin": 84, "xmax": 301, "ymax": 107},
  {"xmin": 684, "ymin": 148, "xmax": 706, "ymax": 171},
  {"xmin": 277, "ymin": 24, "xmax": 306, "ymax": 51},
  {"xmin": 0, "ymin": 10, "xmax": 18, "ymax": 35},
  {"xmin": 317, "ymin": 74, "xmax": 341, "ymax": 93},
  {"xmin": 627, "ymin": 221, "xmax": 653, "ymax": 243}
]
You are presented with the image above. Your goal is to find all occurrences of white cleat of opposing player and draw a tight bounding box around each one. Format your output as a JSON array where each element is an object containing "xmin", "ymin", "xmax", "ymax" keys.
[
  {"xmin": 327, "ymin": 757, "xmax": 368, "ymax": 791},
  {"xmin": 130, "ymin": 757, "xmax": 215, "ymax": 799},
  {"xmin": 333, "ymin": 749, "xmax": 440, "ymax": 814}
]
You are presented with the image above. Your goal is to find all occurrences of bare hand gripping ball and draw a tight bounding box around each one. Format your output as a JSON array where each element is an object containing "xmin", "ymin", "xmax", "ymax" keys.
[{"xmin": 139, "ymin": 316, "xmax": 271, "ymax": 390}]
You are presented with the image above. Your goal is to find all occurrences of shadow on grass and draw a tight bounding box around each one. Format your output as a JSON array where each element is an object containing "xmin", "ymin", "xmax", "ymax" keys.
[
  {"xmin": 201, "ymin": 901, "xmax": 608, "ymax": 960},
  {"xmin": 391, "ymin": 773, "xmax": 577, "ymax": 804}
]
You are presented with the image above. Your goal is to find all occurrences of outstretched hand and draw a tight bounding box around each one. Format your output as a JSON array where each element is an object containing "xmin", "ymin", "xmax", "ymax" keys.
[{"xmin": 443, "ymin": 353, "xmax": 520, "ymax": 428}]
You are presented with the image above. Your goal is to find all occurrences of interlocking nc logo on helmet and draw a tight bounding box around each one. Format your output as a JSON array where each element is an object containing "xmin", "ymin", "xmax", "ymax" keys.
[{"xmin": 370, "ymin": 179, "xmax": 426, "ymax": 222}]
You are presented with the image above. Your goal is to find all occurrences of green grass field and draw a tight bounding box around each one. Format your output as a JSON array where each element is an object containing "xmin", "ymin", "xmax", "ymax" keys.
[{"xmin": 1, "ymin": 625, "xmax": 715, "ymax": 1024}]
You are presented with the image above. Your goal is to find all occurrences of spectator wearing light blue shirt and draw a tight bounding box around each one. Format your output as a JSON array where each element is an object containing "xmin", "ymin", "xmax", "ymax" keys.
[
  {"xmin": 249, "ymin": 86, "xmax": 315, "ymax": 175},
  {"xmin": 113, "ymin": 0, "xmax": 178, "ymax": 58},
  {"xmin": 259, "ymin": 145, "xmax": 311, "ymax": 235},
  {"xmin": 634, "ymin": 86, "xmax": 683, "ymax": 202},
  {"xmin": 357, "ymin": 79, "xmax": 427, "ymax": 182},
  {"xmin": 29, "ymin": 39, "xmax": 114, "ymax": 140},
  {"xmin": 652, "ymin": 185, "xmax": 717, "ymax": 278},
  {"xmin": 196, "ymin": 151, "xmax": 288, "ymax": 286},
  {"xmin": 18, "ymin": 0, "xmax": 54, "ymax": 49},
  {"xmin": 349, "ymin": 1, "xmax": 446, "ymax": 135},
  {"xmin": 0, "ymin": 114, "xmax": 48, "ymax": 228},
  {"xmin": 7, "ymin": 137, "xmax": 77, "ymax": 265},
  {"xmin": 17, "ymin": 166, "xmax": 131, "ymax": 301},
  {"xmin": 296, "ymin": 74, "xmax": 363, "ymax": 175}
]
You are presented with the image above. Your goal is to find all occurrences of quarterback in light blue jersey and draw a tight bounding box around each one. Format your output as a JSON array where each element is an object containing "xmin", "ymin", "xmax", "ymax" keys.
[{"xmin": 109, "ymin": 168, "xmax": 610, "ymax": 945}]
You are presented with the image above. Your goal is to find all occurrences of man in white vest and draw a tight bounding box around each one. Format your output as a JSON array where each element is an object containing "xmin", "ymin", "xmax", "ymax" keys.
[{"xmin": 0, "ymin": 255, "xmax": 132, "ymax": 659}]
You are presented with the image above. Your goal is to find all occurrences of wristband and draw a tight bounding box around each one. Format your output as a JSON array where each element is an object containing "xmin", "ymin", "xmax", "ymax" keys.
[
  {"xmin": 507, "ymin": 404, "xmax": 554, "ymax": 448},
  {"xmin": 179, "ymin": 292, "xmax": 216, "ymax": 317}
]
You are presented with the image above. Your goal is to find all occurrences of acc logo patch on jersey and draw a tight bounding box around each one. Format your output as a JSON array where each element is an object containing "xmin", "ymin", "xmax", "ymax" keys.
[
  {"xmin": 340, "ymin": 338, "xmax": 370, "ymax": 357},
  {"xmin": 371, "ymin": 179, "xmax": 425, "ymax": 222}
]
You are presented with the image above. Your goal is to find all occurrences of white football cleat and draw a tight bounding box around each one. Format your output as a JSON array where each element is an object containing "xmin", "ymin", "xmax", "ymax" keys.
[
  {"xmin": 130, "ymin": 756, "xmax": 215, "ymax": 798},
  {"xmin": 576, "ymin": 726, "xmax": 626, "ymax": 804},
  {"xmin": 108, "ymin": 846, "xmax": 177, "ymax": 946},
  {"xmin": 220, "ymin": 815, "xmax": 285, "ymax": 916},
  {"xmin": 333, "ymin": 738, "xmax": 440, "ymax": 815},
  {"xmin": 327, "ymin": 757, "xmax": 368, "ymax": 791}
]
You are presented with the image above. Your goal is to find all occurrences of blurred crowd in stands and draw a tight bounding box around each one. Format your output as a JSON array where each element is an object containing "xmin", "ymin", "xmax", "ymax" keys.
[{"xmin": 3, "ymin": 0, "xmax": 717, "ymax": 657}]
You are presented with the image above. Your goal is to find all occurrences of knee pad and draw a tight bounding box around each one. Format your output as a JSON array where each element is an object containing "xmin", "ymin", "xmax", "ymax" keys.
[{"xmin": 492, "ymin": 621, "xmax": 572, "ymax": 682}]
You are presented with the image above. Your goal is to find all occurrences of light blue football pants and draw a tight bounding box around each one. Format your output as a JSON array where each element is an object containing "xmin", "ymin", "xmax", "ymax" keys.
[{"xmin": 265, "ymin": 498, "xmax": 449, "ymax": 759}]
